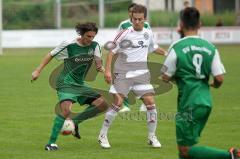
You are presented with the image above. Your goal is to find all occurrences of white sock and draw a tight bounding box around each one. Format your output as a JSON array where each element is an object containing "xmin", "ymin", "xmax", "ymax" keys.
[
  {"xmin": 99, "ymin": 104, "xmax": 119, "ymax": 135},
  {"xmin": 146, "ymin": 106, "xmax": 157, "ymax": 137}
]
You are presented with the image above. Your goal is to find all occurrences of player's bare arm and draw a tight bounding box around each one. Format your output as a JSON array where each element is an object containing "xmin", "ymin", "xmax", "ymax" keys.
[
  {"xmin": 95, "ymin": 56, "xmax": 105, "ymax": 73},
  {"xmin": 104, "ymin": 51, "xmax": 114, "ymax": 84},
  {"xmin": 210, "ymin": 74, "xmax": 224, "ymax": 88},
  {"xmin": 31, "ymin": 53, "xmax": 53, "ymax": 81},
  {"xmin": 154, "ymin": 47, "xmax": 168, "ymax": 56}
]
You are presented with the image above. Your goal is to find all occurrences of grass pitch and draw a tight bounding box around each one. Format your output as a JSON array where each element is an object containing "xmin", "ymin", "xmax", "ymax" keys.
[{"xmin": 0, "ymin": 45, "xmax": 239, "ymax": 159}]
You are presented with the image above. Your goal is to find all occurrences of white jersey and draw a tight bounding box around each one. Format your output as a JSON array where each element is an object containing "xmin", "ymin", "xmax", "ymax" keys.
[{"xmin": 112, "ymin": 27, "xmax": 158, "ymax": 77}]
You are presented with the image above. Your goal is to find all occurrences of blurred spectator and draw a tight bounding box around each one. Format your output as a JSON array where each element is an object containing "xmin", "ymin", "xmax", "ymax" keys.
[
  {"xmin": 236, "ymin": 12, "xmax": 240, "ymax": 26},
  {"xmin": 177, "ymin": 1, "xmax": 190, "ymax": 38}
]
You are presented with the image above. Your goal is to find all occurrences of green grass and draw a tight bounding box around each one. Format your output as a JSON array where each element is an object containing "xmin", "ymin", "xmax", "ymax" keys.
[{"xmin": 0, "ymin": 45, "xmax": 239, "ymax": 159}]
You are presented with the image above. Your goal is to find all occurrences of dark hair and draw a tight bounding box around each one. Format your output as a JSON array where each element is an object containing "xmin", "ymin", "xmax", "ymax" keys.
[
  {"xmin": 181, "ymin": 7, "xmax": 200, "ymax": 30},
  {"xmin": 128, "ymin": 3, "xmax": 137, "ymax": 11},
  {"xmin": 75, "ymin": 22, "xmax": 98, "ymax": 36},
  {"xmin": 132, "ymin": 4, "xmax": 147, "ymax": 19}
]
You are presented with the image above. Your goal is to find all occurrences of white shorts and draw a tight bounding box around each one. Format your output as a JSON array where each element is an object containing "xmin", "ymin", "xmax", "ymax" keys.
[{"xmin": 109, "ymin": 72, "xmax": 155, "ymax": 98}]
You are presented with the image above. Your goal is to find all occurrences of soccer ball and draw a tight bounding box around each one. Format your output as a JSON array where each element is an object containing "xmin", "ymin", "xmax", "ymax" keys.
[{"xmin": 61, "ymin": 119, "xmax": 75, "ymax": 135}]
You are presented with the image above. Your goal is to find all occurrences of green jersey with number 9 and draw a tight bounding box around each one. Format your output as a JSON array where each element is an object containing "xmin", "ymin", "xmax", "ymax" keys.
[{"xmin": 162, "ymin": 36, "xmax": 225, "ymax": 111}]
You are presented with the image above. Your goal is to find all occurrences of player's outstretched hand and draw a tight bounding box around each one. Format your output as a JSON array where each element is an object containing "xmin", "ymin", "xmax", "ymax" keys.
[
  {"xmin": 104, "ymin": 71, "xmax": 112, "ymax": 84},
  {"xmin": 31, "ymin": 70, "xmax": 40, "ymax": 82}
]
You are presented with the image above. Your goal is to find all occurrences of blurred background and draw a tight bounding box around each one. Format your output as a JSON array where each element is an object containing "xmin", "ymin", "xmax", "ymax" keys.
[
  {"xmin": 0, "ymin": 0, "xmax": 240, "ymax": 53},
  {"xmin": 2, "ymin": 0, "xmax": 240, "ymax": 29}
]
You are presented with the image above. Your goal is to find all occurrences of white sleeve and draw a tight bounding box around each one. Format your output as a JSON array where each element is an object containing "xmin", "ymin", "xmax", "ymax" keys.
[
  {"xmin": 211, "ymin": 50, "xmax": 226, "ymax": 76},
  {"xmin": 161, "ymin": 48, "xmax": 177, "ymax": 77},
  {"xmin": 148, "ymin": 31, "xmax": 158, "ymax": 53},
  {"xmin": 50, "ymin": 41, "xmax": 69, "ymax": 60},
  {"xmin": 112, "ymin": 29, "xmax": 129, "ymax": 54},
  {"xmin": 94, "ymin": 43, "xmax": 103, "ymax": 69},
  {"xmin": 94, "ymin": 43, "xmax": 102, "ymax": 57}
]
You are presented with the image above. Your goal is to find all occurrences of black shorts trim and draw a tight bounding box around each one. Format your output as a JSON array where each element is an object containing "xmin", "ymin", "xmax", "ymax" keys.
[
  {"xmin": 59, "ymin": 99, "xmax": 76, "ymax": 104},
  {"xmin": 84, "ymin": 94, "xmax": 101, "ymax": 104}
]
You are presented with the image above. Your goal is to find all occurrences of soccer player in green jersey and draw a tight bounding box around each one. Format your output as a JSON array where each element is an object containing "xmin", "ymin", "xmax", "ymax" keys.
[
  {"xmin": 31, "ymin": 22, "xmax": 108, "ymax": 151},
  {"xmin": 162, "ymin": 7, "xmax": 240, "ymax": 159}
]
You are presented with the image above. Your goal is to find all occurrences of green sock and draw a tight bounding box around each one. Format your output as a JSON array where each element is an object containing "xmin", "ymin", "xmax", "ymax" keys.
[
  {"xmin": 123, "ymin": 98, "xmax": 129, "ymax": 107},
  {"xmin": 48, "ymin": 115, "xmax": 65, "ymax": 144},
  {"xmin": 188, "ymin": 146, "xmax": 230, "ymax": 159},
  {"xmin": 73, "ymin": 105, "xmax": 101, "ymax": 125}
]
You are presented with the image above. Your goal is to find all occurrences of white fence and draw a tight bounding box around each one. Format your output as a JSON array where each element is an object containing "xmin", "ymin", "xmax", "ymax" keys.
[{"xmin": 2, "ymin": 27, "xmax": 240, "ymax": 48}]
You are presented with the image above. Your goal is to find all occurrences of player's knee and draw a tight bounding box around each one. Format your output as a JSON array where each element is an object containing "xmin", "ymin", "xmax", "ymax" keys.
[
  {"xmin": 60, "ymin": 101, "xmax": 72, "ymax": 118},
  {"xmin": 142, "ymin": 93, "xmax": 155, "ymax": 105},
  {"xmin": 92, "ymin": 97, "xmax": 109, "ymax": 112},
  {"xmin": 113, "ymin": 95, "xmax": 124, "ymax": 106},
  {"xmin": 61, "ymin": 109, "xmax": 71, "ymax": 118},
  {"xmin": 115, "ymin": 101, "xmax": 123, "ymax": 107},
  {"xmin": 100, "ymin": 101, "xmax": 109, "ymax": 111},
  {"xmin": 178, "ymin": 146, "xmax": 190, "ymax": 158},
  {"xmin": 146, "ymin": 104, "xmax": 156, "ymax": 110}
]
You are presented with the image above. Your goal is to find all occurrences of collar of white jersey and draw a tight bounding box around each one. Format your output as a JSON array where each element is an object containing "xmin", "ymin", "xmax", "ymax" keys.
[{"xmin": 129, "ymin": 26, "xmax": 147, "ymax": 33}]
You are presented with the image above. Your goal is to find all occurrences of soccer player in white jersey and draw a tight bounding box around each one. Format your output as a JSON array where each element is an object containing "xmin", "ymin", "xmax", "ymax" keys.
[
  {"xmin": 98, "ymin": 4, "xmax": 167, "ymax": 149},
  {"xmin": 118, "ymin": 3, "xmax": 151, "ymax": 113}
]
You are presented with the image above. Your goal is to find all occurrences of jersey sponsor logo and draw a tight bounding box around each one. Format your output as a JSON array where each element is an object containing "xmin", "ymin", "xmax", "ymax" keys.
[
  {"xmin": 119, "ymin": 39, "xmax": 132, "ymax": 49},
  {"xmin": 74, "ymin": 57, "xmax": 93, "ymax": 62},
  {"xmin": 103, "ymin": 39, "xmax": 148, "ymax": 50},
  {"xmin": 131, "ymin": 41, "xmax": 148, "ymax": 48},
  {"xmin": 191, "ymin": 46, "xmax": 212, "ymax": 55},
  {"xmin": 103, "ymin": 40, "xmax": 132, "ymax": 50}
]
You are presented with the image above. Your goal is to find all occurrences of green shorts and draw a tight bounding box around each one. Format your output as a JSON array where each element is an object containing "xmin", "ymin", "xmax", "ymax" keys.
[
  {"xmin": 57, "ymin": 84, "xmax": 101, "ymax": 105},
  {"xmin": 175, "ymin": 106, "xmax": 211, "ymax": 146}
]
